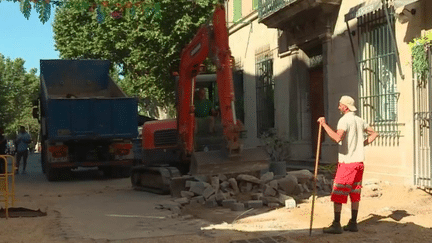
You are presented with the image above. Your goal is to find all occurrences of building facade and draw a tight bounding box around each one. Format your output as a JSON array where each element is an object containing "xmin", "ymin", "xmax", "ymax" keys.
[{"xmin": 226, "ymin": 0, "xmax": 432, "ymax": 187}]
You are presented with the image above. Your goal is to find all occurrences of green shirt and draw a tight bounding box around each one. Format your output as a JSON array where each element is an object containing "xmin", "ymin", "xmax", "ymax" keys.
[{"xmin": 195, "ymin": 99, "xmax": 213, "ymax": 118}]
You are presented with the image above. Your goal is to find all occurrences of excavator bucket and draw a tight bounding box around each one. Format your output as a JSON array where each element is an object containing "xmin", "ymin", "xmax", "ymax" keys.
[{"xmin": 189, "ymin": 147, "xmax": 270, "ymax": 176}]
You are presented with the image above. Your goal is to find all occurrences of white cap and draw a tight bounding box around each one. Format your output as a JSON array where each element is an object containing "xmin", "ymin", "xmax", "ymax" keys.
[{"xmin": 339, "ymin": 96, "xmax": 357, "ymax": 111}]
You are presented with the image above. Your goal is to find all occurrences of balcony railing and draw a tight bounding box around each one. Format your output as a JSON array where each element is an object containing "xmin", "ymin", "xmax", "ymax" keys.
[{"xmin": 258, "ymin": 0, "xmax": 299, "ymax": 19}]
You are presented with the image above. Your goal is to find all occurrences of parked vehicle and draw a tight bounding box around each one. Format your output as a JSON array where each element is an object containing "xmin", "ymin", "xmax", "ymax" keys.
[{"xmin": 33, "ymin": 59, "xmax": 138, "ymax": 181}]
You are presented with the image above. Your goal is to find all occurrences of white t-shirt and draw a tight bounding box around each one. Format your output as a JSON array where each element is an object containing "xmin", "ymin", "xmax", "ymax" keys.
[{"xmin": 337, "ymin": 112, "xmax": 369, "ymax": 163}]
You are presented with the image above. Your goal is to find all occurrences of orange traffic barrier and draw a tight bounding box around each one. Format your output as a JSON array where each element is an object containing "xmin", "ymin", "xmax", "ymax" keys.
[{"xmin": 0, "ymin": 155, "xmax": 16, "ymax": 219}]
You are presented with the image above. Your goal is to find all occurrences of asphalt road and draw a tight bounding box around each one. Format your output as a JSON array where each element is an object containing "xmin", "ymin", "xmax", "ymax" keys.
[{"xmin": 10, "ymin": 153, "xmax": 212, "ymax": 241}]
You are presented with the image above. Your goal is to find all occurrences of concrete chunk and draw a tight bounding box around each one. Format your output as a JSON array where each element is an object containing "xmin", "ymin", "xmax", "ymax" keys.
[
  {"xmin": 190, "ymin": 196, "xmax": 205, "ymax": 204},
  {"xmin": 170, "ymin": 176, "xmax": 194, "ymax": 198},
  {"xmin": 189, "ymin": 181, "xmax": 206, "ymax": 195},
  {"xmin": 228, "ymin": 178, "xmax": 240, "ymax": 194},
  {"xmin": 231, "ymin": 202, "xmax": 245, "ymax": 211},
  {"xmin": 180, "ymin": 191, "xmax": 195, "ymax": 198},
  {"xmin": 174, "ymin": 197, "xmax": 190, "ymax": 205},
  {"xmin": 263, "ymin": 185, "xmax": 277, "ymax": 197},
  {"xmin": 284, "ymin": 197, "xmax": 297, "ymax": 209},
  {"xmin": 287, "ymin": 170, "xmax": 314, "ymax": 184},
  {"xmin": 267, "ymin": 203, "xmax": 280, "ymax": 209},
  {"xmin": 268, "ymin": 180, "xmax": 278, "ymax": 189},
  {"xmin": 236, "ymin": 174, "xmax": 262, "ymax": 184},
  {"xmin": 277, "ymin": 174, "xmax": 298, "ymax": 195},
  {"xmin": 205, "ymin": 198, "xmax": 218, "ymax": 208},
  {"xmin": 246, "ymin": 200, "xmax": 263, "ymax": 209},
  {"xmin": 211, "ymin": 176, "xmax": 220, "ymax": 193},
  {"xmin": 222, "ymin": 199, "xmax": 237, "ymax": 208},
  {"xmin": 260, "ymin": 171, "xmax": 274, "ymax": 183},
  {"xmin": 218, "ymin": 174, "xmax": 228, "ymax": 181},
  {"xmin": 202, "ymin": 186, "xmax": 216, "ymax": 199}
]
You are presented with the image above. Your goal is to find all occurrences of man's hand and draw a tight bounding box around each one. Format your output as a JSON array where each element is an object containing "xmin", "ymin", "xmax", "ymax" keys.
[{"xmin": 317, "ymin": 117, "xmax": 326, "ymax": 125}]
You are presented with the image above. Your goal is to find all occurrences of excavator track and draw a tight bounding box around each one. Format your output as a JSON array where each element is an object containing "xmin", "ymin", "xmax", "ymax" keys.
[{"xmin": 131, "ymin": 166, "xmax": 181, "ymax": 195}]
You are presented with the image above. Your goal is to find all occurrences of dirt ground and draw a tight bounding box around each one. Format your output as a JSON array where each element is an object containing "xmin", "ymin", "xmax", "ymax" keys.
[{"xmin": 1, "ymin": 171, "xmax": 432, "ymax": 243}]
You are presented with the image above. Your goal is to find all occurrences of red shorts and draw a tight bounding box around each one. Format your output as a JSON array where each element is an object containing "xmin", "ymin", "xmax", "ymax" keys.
[{"xmin": 331, "ymin": 162, "xmax": 364, "ymax": 204}]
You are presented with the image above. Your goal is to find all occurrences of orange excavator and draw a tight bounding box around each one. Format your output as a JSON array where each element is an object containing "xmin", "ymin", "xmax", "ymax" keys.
[{"xmin": 131, "ymin": 4, "xmax": 270, "ymax": 194}]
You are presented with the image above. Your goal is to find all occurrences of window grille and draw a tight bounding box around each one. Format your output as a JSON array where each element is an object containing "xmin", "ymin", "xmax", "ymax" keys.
[
  {"xmin": 357, "ymin": 3, "xmax": 400, "ymax": 137},
  {"xmin": 256, "ymin": 52, "xmax": 275, "ymax": 136}
]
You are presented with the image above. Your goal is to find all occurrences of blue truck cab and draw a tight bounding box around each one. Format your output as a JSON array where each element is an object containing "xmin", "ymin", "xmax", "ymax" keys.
[{"xmin": 36, "ymin": 60, "xmax": 138, "ymax": 181}]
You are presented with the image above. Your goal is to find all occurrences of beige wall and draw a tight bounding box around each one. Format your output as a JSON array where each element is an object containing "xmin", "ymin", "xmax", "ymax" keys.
[
  {"xmin": 228, "ymin": 12, "xmax": 278, "ymax": 148},
  {"xmin": 328, "ymin": 0, "xmax": 429, "ymax": 185}
]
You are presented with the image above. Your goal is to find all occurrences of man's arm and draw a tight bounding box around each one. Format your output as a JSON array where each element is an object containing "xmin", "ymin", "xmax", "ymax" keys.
[
  {"xmin": 317, "ymin": 117, "xmax": 345, "ymax": 143},
  {"xmin": 364, "ymin": 126, "xmax": 378, "ymax": 146}
]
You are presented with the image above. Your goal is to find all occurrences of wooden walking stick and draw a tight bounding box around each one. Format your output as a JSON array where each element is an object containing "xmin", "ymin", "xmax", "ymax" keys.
[{"xmin": 309, "ymin": 123, "xmax": 323, "ymax": 236}]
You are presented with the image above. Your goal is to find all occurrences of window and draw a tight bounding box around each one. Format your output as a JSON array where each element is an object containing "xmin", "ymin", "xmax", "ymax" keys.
[
  {"xmin": 357, "ymin": 4, "xmax": 400, "ymax": 137},
  {"xmin": 233, "ymin": 0, "xmax": 242, "ymax": 23},
  {"xmin": 253, "ymin": 0, "xmax": 259, "ymax": 10},
  {"xmin": 256, "ymin": 50, "xmax": 275, "ymax": 136}
]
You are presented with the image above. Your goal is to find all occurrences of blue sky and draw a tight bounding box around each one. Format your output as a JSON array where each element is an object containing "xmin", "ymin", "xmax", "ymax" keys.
[{"xmin": 0, "ymin": 1, "xmax": 60, "ymax": 75}]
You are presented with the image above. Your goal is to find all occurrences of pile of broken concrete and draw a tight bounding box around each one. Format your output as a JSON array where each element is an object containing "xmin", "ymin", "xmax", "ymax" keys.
[{"xmin": 164, "ymin": 169, "xmax": 333, "ymax": 212}]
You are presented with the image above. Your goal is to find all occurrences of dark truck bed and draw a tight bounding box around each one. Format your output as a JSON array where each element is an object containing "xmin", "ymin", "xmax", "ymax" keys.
[{"xmin": 39, "ymin": 60, "xmax": 138, "ymax": 180}]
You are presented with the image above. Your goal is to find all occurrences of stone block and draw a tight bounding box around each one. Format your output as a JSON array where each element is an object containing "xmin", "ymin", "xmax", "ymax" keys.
[
  {"xmin": 278, "ymin": 174, "xmax": 298, "ymax": 195},
  {"xmin": 215, "ymin": 191, "xmax": 227, "ymax": 202},
  {"xmin": 246, "ymin": 200, "xmax": 263, "ymax": 209},
  {"xmin": 211, "ymin": 176, "xmax": 220, "ymax": 193},
  {"xmin": 262, "ymin": 196, "xmax": 280, "ymax": 205},
  {"xmin": 236, "ymin": 174, "xmax": 262, "ymax": 184},
  {"xmin": 228, "ymin": 178, "xmax": 240, "ymax": 194},
  {"xmin": 267, "ymin": 203, "xmax": 280, "ymax": 209},
  {"xmin": 205, "ymin": 198, "xmax": 218, "ymax": 208},
  {"xmin": 170, "ymin": 176, "xmax": 194, "ymax": 198},
  {"xmin": 268, "ymin": 180, "xmax": 278, "ymax": 189},
  {"xmin": 180, "ymin": 191, "xmax": 195, "ymax": 198},
  {"xmin": 203, "ymin": 186, "xmax": 216, "ymax": 199},
  {"xmin": 190, "ymin": 196, "xmax": 205, "ymax": 204},
  {"xmin": 231, "ymin": 202, "xmax": 245, "ymax": 211},
  {"xmin": 260, "ymin": 172, "xmax": 274, "ymax": 183},
  {"xmin": 284, "ymin": 197, "xmax": 297, "ymax": 209},
  {"xmin": 174, "ymin": 197, "xmax": 190, "ymax": 205},
  {"xmin": 251, "ymin": 193, "xmax": 263, "ymax": 200},
  {"xmin": 189, "ymin": 181, "xmax": 206, "ymax": 195},
  {"xmin": 246, "ymin": 182, "xmax": 253, "ymax": 192},
  {"xmin": 264, "ymin": 185, "xmax": 277, "ymax": 197},
  {"xmin": 220, "ymin": 181, "xmax": 230, "ymax": 191},
  {"xmin": 287, "ymin": 170, "xmax": 314, "ymax": 184},
  {"xmin": 218, "ymin": 174, "xmax": 228, "ymax": 181},
  {"xmin": 170, "ymin": 206, "xmax": 182, "ymax": 214},
  {"xmin": 222, "ymin": 199, "xmax": 237, "ymax": 208}
]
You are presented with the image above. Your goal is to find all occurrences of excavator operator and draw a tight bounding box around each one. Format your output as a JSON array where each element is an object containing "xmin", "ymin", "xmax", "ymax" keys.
[{"xmin": 194, "ymin": 88, "xmax": 217, "ymax": 134}]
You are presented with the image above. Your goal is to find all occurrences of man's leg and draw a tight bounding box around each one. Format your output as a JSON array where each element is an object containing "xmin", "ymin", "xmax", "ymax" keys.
[
  {"xmin": 15, "ymin": 152, "xmax": 22, "ymax": 174},
  {"xmin": 22, "ymin": 150, "xmax": 28, "ymax": 174}
]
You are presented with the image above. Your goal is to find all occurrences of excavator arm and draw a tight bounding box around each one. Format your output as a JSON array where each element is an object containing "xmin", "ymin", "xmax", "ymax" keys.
[{"xmin": 177, "ymin": 4, "xmax": 243, "ymax": 157}]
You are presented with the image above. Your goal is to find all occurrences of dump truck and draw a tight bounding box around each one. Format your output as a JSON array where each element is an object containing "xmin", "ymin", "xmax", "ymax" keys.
[{"xmin": 34, "ymin": 59, "xmax": 138, "ymax": 181}]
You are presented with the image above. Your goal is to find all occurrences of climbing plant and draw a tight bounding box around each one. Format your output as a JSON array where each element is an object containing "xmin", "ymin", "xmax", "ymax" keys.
[{"xmin": 409, "ymin": 32, "xmax": 432, "ymax": 84}]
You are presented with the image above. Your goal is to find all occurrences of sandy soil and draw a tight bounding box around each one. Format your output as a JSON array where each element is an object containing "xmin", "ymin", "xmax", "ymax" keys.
[{"xmin": 1, "ymin": 175, "xmax": 431, "ymax": 243}]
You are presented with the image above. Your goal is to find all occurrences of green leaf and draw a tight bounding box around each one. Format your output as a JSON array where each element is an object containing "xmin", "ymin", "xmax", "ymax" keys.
[{"xmin": 20, "ymin": 0, "xmax": 31, "ymax": 20}]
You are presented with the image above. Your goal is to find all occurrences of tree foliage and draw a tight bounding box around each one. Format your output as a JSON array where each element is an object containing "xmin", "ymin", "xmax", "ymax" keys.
[
  {"xmin": 0, "ymin": 54, "xmax": 40, "ymax": 140},
  {"xmin": 52, "ymin": 0, "xmax": 219, "ymax": 117}
]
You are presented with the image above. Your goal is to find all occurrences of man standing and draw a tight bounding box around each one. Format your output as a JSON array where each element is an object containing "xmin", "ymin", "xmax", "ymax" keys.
[
  {"xmin": 317, "ymin": 96, "xmax": 378, "ymax": 234},
  {"xmin": 15, "ymin": 126, "xmax": 32, "ymax": 174}
]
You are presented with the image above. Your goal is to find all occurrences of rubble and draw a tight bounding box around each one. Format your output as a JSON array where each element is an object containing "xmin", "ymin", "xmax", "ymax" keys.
[{"xmin": 166, "ymin": 169, "xmax": 334, "ymax": 213}]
